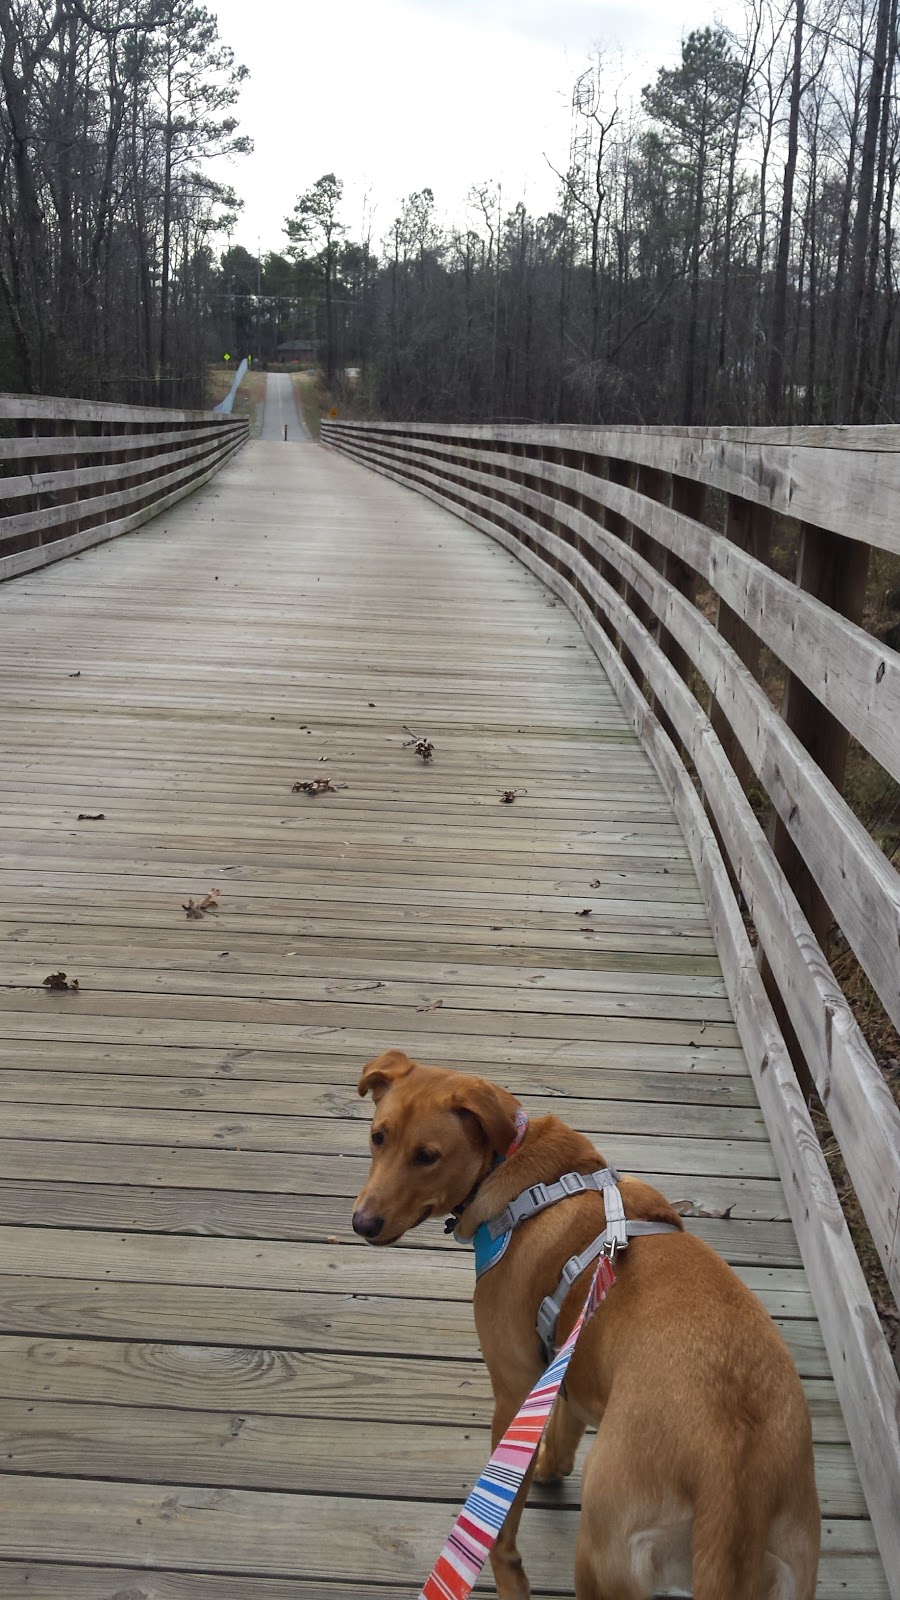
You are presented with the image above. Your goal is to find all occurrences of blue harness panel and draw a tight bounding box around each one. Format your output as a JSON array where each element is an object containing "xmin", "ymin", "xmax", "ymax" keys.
[{"xmin": 465, "ymin": 1219, "xmax": 512, "ymax": 1277}]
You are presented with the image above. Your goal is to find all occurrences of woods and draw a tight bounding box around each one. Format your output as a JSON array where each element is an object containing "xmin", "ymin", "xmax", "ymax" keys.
[
  {"xmin": 4, "ymin": 0, "xmax": 900, "ymax": 425},
  {"xmin": 0, "ymin": 0, "xmax": 248, "ymax": 404},
  {"xmin": 280, "ymin": 0, "xmax": 900, "ymax": 427}
]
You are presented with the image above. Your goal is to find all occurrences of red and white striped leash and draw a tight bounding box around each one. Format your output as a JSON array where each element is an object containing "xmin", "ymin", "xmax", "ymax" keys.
[{"xmin": 417, "ymin": 1249, "xmax": 616, "ymax": 1600}]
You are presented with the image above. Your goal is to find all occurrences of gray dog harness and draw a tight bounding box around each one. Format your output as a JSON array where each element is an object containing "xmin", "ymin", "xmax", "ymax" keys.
[{"xmin": 463, "ymin": 1163, "xmax": 679, "ymax": 1362}]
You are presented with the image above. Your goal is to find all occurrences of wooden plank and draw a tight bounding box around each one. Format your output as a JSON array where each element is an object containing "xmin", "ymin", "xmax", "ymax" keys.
[
  {"xmin": 353, "ymin": 462, "xmax": 899, "ymax": 1589},
  {"xmin": 333, "ymin": 432, "xmax": 900, "ymax": 1036},
  {"xmin": 0, "ymin": 1276, "xmax": 822, "ymax": 1358},
  {"xmin": 0, "ymin": 431, "xmax": 246, "ymax": 583},
  {"xmin": 0, "ymin": 1338, "xmax": 843, "ymax": 1433},
  {"xmin": 2, "ymin": 422, "xmax": 885, "ymax": 1596},
  {"xmin": 0, "ymin": 1569, "xmax": 428, "ymax": 1600},
  {"xmin": 340, "ymin": 431, "xmax": 900, "ymax": 1297},
  {"xmin": 0, "ymin": 1070, "xmax": 763, "ymax": 1136},
  {"xmin": 0, "ymin": 999, "xmax": 742, "ymax": 1050},
  {"xmin": 0, "ymin": 1182, "xmax": 798, "ymax": 1263},
  {"xmin": 0, "ymin": 422, "xmax": 234, "ymax": 466},
  {"xmin": 0, "ymin": 1020, "xmax": 745, "ymax": 1075},
  {"xmin": 0, "ymin": 1476, "xmax": 888, "ymax": 1594},
  {"xmin": 0, "ymin": 928, "xmax": 720, "ymax": 972},
  {"xmin": 0, "ymin": 1549, "xmax": 886, "ymax": 1600},
  {"xmin": 0, "ymin": 429, "xmax": 241, "ymax": 545},
  {"xmin": 0, "ymin": 1223, "xmax": 802, "ymax": 1296},
  {"xmin": 0, "ymin": 391, "xmax": 232, "ymax": 424},
  {"xmin": 350, "ymin": 430, "xmax": 900, "ymax": 785},
  {"xmin": 0, "ymin": 968, "xmax": 735, "ymax": 1025},
  {"xmin": 324, "ymin": 414, "xmax": 900, "ymax": 557},
  {"xmin": 0, "ymin": 436, "xmax": 240, "ymax": 503},
  {"xmin": 0, "ymin": 1143, "xmax": 783, "ymax": 1211},
  {"xmin": 0, "ymin": 1107, "xmax": 777, "ymax": 1172},
  {"xmin": 0, "ymin": 1399, "xmax": 864, "ymax": 1513}
]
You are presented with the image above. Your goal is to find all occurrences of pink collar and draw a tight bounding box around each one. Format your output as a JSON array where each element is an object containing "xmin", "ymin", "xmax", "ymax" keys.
[{"xmin": 505, "ymin": 1108, "xmax": 528, "ymax": 1158}]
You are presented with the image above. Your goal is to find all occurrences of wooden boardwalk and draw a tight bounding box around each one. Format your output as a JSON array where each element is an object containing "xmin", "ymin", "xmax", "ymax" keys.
[{"xmin": 0, "ymin": 435, "xmax": 887, "ymax": 1597}]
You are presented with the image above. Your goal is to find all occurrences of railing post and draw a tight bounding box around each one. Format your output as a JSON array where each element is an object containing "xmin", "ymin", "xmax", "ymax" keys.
[
  {"xmin": 711, "ymin": 495, "xmax": 773, "ymax": 789},
  {"xmin": 756, "ymin": 522, "xmax": 871, "ymax": 1101},
  {"xmin": 768, "ymin": 524, "xmax": 871, "ymax": 949},
  {"xmin": 662, "ymin": 477, "xmax": 704, "ymax": 687},
  {"xmin": 605, "ymin": 458, "xmax": 641, "ymax": 683}
]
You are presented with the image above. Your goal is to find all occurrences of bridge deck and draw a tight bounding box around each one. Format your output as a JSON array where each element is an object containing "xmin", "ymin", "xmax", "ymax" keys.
[{"xmin": 0, "ymin": 437, "xmax": 887, "ymax": 1597}]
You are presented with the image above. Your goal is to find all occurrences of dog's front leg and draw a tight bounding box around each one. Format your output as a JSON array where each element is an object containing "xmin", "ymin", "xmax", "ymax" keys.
[{"xmin": 488, "ymin": 1394, "xmax": 538, "ymax": 1600}]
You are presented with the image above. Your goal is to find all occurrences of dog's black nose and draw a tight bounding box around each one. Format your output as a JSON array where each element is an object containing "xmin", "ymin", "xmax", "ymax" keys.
[{"xmin": 352, "ymin": 1208, "xmax": 384, "ymax": 1239}]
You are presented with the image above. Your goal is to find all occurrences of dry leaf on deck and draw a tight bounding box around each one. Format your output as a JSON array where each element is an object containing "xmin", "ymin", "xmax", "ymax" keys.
[
  {"xmin": 403, "ymin": 726, "xmax": 435, "ymax": 762},
  {"xmin": 42, "ymin": 971, "xmax": 79, "ymax": 991},
  {"xmin": 183, "ymin": 889, "xmax": 221, "ymax": 919},
  {"xmin": 292, "ymin": 778, "xmax": 347, "ymax": 796},
  {"xmin": 671, "ymin": 1200, "xmax": 735, "ymax": 1220},
  {"xmin": 576, "ymin": 908, "xmax": 593, "ymax": 916},
  {"xmin": 417, "ymin": 997, "xmax": 444, "ymax": 1012}
]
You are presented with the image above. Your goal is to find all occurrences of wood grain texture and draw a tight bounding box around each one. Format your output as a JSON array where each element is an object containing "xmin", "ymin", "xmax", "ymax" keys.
[
  {"xmin": 329, "ymin": 428, "xmax": 900, "ymax": 1298},
  {"xmin": 325, "ymin": 424, "xmax": 900, "ymax": 1594},
  {"xmin": 1, "ymin": 396, "xmax": 246, "ymax": 581},
  {"xmin": 0, "ymin": 429, "xmax": 885, "ymax": 1596}
]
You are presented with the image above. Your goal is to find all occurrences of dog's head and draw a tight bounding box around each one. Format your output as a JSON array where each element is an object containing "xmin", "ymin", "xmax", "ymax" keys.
[{"xmin": 351, "ymin": 1049, "xmax": 522, "ymax": 1244}]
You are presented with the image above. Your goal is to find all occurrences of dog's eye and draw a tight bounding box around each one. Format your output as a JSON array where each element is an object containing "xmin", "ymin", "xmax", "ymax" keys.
[
  {"xmin": 413, "ymin": 1147, "xmax": 439, "ymax": 1166},
  {"xmin": 371, "ymin": 1128, "xmax": 385, "ymax": 1148}
]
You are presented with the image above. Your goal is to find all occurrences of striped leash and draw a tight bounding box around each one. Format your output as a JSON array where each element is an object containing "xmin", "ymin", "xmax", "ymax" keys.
[{"xmin": 417, "ymin": 1250, "xmax": 616, "ymax": 1600}]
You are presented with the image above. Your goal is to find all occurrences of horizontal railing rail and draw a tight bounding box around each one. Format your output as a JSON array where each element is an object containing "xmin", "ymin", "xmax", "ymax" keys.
[
  {"xmin": 0, "ymin": 393, "xmax": 248, "ymax": 582},
  {"xmin": 322, "ymin": 415, "xmax": 900, "ymax": 1593}
]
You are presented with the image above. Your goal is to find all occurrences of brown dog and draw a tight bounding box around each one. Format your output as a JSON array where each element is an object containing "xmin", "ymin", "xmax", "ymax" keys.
[{"xmin": 352, "ymin": 1049, "xmax": 820, "ymax": 1600}]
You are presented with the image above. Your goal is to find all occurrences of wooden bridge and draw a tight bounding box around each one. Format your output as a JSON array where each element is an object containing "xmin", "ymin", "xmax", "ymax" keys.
[{"xmin": 0, "ymin": 385, "xmax": 898, "ymax": 1598}]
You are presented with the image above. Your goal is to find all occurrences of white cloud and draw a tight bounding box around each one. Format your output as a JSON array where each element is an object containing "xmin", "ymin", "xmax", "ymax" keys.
[{"xmin": 208, "ymin": 0, "xmax": 745, "ymax": 255}]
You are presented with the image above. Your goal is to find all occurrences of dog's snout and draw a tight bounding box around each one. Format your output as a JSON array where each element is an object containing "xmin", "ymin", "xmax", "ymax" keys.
[{"xmin": 352, "ymin": 1207, "xmax": 384, "ymax": 1240}]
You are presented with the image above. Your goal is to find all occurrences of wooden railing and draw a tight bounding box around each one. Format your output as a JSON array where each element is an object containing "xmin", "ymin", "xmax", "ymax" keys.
[
  {"xmin": 0, "ymin": 393, "xmax": 248, "ymax": 583},
  {"xmin": 321, "ymin": 416, "xmax": 900, "ymax": 1590}
]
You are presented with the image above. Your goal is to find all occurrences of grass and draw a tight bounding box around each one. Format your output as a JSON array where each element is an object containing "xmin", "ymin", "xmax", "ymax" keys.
[
  {"xmin": 206, "ymin": 364, "xmax": 267, "ymax": 438},
  {"xmin": 291, "ymin": 371, "xmax": 325, "ymax": 440}
]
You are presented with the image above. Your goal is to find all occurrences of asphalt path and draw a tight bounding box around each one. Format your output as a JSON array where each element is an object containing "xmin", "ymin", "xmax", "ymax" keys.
[{"xmin": 259, "ymin": 370, "xmax": 313, "ymax": 441}]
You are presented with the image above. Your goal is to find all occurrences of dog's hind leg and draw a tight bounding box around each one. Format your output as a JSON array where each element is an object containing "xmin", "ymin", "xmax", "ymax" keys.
[
  {"xmin": 575, "ymin": 1425, "xmax": 688, "ymax": 1600},
  {"xmin": 574, "ymin": 1526, "xmax": 647, "ymax": 1600},
  {"xmin": 534, "ymin": 1393, "xmax": 588, "ymax": 1483}
]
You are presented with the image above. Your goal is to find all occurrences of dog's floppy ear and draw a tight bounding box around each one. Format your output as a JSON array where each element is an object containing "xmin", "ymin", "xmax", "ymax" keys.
[
  {"xmin": 450, "ymin": 1077, "xmax": 520, "ymax": 1156},
  {"xmin": 357, "ymin": 1048, "xmax": 415, "ymax": 1102}
]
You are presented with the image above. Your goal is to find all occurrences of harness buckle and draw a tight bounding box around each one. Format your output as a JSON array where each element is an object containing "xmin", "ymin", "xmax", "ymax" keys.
[
  {"xmin": 527, "ymin": 1182, "xmax": 549, "ymax": 1209},
  {"xmin": 559, "ymin": 1172, "xmax": 587, "ymax": 1196}
]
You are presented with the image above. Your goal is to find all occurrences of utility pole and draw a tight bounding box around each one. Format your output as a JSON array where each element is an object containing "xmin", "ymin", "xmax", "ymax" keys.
[{"xmin": 256, "ymin": 238, "xmax": 262, "ymax": 361}]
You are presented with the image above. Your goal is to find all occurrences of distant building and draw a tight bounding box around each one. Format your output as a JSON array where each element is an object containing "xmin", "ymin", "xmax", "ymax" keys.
[{"xmin": 275, "ymin": 339, "xmax": 317, "ymax": 365}]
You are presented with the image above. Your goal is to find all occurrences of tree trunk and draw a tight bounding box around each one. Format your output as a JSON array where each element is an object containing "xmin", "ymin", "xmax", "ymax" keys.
[
  {"xmin": 766, "ymin": 0, "xmax": 804, "ymax": 424},
  {"xmin": 851, "ymin": 0, "xmax": 898, "ymax": 422},
  {"xmin": 841, "ymin": 0, "xmax": 892, "ymax": 420}
]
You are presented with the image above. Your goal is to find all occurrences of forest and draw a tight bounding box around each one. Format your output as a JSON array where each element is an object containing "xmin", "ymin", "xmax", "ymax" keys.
[
  {"xmin": 0, "ymin": 0, "xmax": 247, "ymax": 405},
  {"xmin": 2, "ymin": 0, "xmax": 900, "ymax": 425}
]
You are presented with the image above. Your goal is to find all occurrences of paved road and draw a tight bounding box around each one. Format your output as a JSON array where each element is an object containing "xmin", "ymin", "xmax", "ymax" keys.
[{"xmin": 259, "ymin": 370, "xmax": 312, "ymax": 441}]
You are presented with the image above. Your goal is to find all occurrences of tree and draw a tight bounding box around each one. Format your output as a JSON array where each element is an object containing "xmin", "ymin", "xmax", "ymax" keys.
[
  {"xmin": 0, "ymin": 0, "xmax": 250, "ymax": 402},
  {"xmin": 642, "ymin": 29, "xmax": 744, "ymax": 421},
  {"xmin": 286, "ymin": 173, "xmax": 345, "ymax": 383},
  {"xmin": 149, "ymin": 0, "xmax": 250, "ymax": 374}
]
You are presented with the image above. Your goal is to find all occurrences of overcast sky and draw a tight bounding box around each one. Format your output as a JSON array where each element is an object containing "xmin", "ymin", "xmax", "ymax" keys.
[{"xmin": 209, "ymin": 0, "xmax": 742, "ymax": 258}]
